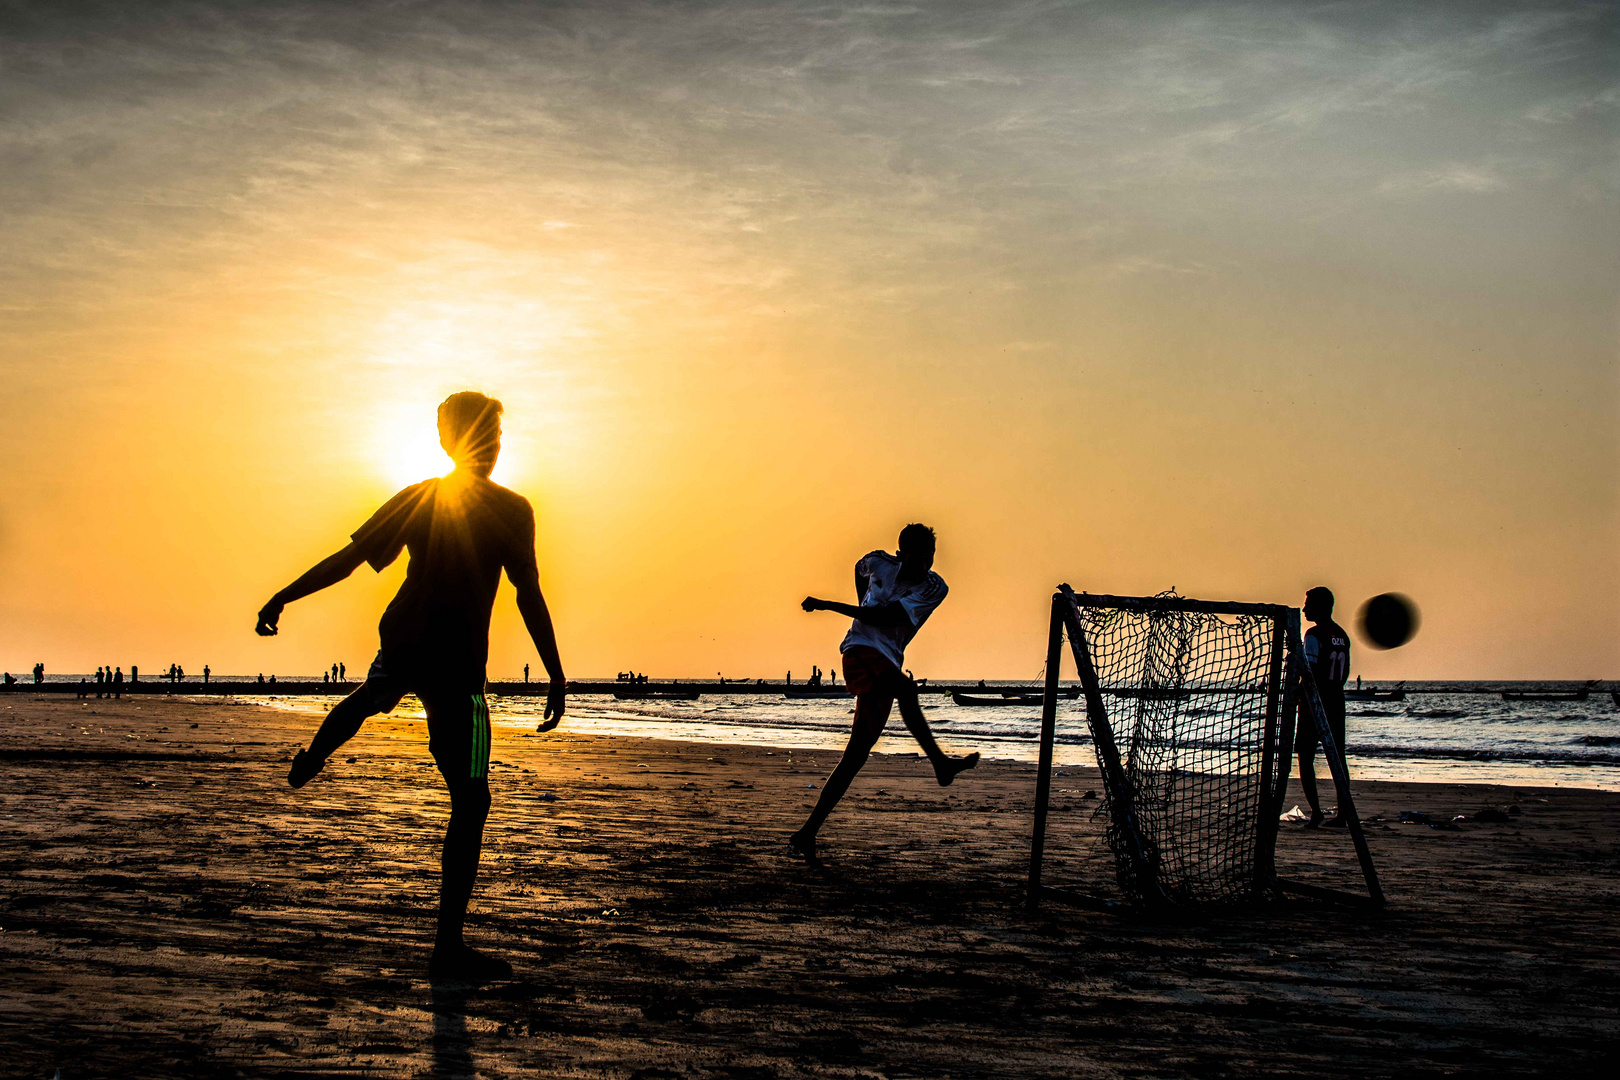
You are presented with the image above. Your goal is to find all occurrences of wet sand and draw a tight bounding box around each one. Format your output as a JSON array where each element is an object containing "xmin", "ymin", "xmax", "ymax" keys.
[{"xmin": 2, "ymin": 696, "xmax": 1616, "ymax": 1078}]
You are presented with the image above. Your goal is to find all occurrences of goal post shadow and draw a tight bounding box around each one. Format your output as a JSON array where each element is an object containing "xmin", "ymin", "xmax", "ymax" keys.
[{"xmin": 1026, "ymin": 585, "xmax": 1384, "ymax": 914}]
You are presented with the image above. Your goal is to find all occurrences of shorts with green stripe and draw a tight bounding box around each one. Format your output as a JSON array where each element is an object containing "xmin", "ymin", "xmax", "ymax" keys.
[{"xmin": 424, "ymin": 690, "xmax": 494, "ymax": 782}]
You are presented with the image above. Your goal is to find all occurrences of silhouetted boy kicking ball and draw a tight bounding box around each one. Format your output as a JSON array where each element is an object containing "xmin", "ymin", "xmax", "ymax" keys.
[
  {"xmin": 255, "ymin": 391, "xmax": 566, "ymax": 982},
  {"xmin": 791, "ymin": 524, "xmax": 978, "ymax": 861}
]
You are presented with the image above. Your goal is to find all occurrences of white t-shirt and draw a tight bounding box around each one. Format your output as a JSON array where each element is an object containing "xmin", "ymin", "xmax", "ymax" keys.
[{"xmin": 839, "ymin": 550, "xmax": 949, "ymax": 672}]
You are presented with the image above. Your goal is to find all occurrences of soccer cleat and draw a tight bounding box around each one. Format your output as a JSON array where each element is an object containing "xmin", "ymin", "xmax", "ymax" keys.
[
  {"xmin": 287, "ymin": 750, "xmax": 326, "ymax": 789},
  {"xmin": 429, "ymin": 944, "xmax": 513, "ymax": 984}
]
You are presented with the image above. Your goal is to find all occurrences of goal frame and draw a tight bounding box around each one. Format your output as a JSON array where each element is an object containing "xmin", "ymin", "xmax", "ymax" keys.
[{"xmin": 1026, "ymin": 584, "xmax": 1384, "ymax": 912}]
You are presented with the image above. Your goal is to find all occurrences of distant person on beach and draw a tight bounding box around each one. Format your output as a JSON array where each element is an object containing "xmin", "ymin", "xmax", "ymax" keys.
[
  {"xmin": 131, "ymin": 665, "xmax": 138, "ymax": 684},
  {"xmin": 95, "ymin": 667, "xmax": 104, "ymax": 698},
  {"xmin": 255, "ymin": 390, "xmax": 566, "ymax": 982},
  {"xmin": 203, "ymin": 665, "xmax": 210, "ymax": 684},
  {"xmin": 791, "ymin": 524, "xmax": 979, "ymax": 860},
  {"xmin": 339, "ymin": 662, "xmax": 346, "ymax": 681},
  {"xmin": 524, "ymin": 663, "xmax": 530, "ymax": 684},
  {"xmin": 114, "ymin": 667, "xmax": 124, "ymax": 698},
  {"xmin": 1297, "ymin": 586, "xmax": 1351, "ymax": 829}
]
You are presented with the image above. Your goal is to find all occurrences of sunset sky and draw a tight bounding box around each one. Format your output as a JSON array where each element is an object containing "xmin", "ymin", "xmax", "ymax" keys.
[{"xmin": 1, "ymin": 1, "xmax": 1614, "ymax": 681}]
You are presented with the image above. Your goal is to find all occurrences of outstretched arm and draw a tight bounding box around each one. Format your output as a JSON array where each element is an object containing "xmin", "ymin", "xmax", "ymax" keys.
[
  {"xmin": 800, "ymin": 596, "xmax": 912, "ymax": 627},
  {"xmin": 255, "ymin": 543, "xmax": 368, "ymax": 636},
  {"xmin": 511, "ymin": 569, "xmax": 566, "ymax": 730}
]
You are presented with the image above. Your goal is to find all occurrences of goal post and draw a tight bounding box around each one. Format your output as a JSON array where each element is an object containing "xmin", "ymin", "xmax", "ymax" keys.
[{"xmin": 1027, "ymin": 585, "xmax": 1383, "ymax": 911}]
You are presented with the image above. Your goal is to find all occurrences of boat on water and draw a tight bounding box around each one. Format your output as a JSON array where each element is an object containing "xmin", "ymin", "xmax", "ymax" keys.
[
  {"xmin": 1611, "ymin": 690, "xmax": 1620, "ymax": 708},
  {"xmin": 1501, "ymin": 680, "xmax": 1596, "ymax": 703},
  {"xmin": 1345, "ymin": 680, "xmax": 1406, "ymax": 702},
  {"xmin": 613, "ymin": 689, "xmax": 701, "ymax": 701},
  {"xmin": 952, "ymin": 691, "xmax": 1043, "ymax": 707},
  {"xmin": 1108, "ymin": 687, "xmax": 1191, "ymax": 700}
]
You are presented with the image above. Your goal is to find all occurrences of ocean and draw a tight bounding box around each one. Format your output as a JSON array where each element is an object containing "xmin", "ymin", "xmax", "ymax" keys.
[{"xmin": 244, "ymin": 681, "xmax": 1620, "ymax": 793}]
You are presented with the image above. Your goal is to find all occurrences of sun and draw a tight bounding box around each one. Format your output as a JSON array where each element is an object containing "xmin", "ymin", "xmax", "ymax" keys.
[
  {"xmin": 375, "ymin": 404, "xmax": 452, "ymax": 489},
  {"xmin": 372, "ymin": 400, "xmax": 518, "ymax": 489}
]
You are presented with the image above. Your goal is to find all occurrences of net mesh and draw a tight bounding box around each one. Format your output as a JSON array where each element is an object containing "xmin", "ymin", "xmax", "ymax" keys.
[{"xmin": 1073, "ymin": 591, "xmax": 1283, "ymax": 905}]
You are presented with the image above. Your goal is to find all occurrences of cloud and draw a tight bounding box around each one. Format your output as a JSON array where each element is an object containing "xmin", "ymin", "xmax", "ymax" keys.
[
  {"xmin": 1379, "ymin": 165, "xmax": 1512, "ymax": 196},
  {"xmin": 0, "ymin": 0, "xmax": 1611, "ymax": 332}
]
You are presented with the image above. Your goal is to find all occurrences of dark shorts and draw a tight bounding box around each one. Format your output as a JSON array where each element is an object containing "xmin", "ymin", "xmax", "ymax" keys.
[
  {"xmin": 841, "ymin": 645, "xmax": 908, "ymax": 696},
  {"xmin": 364, "ymin": 651, "xmax": 492, "ymax": 782},
  {"xmin": 842, "ymin": 646, "xmax": 916, "ymax": 739},
  {"xmin": 1296, "ymin": 691, "xmax": 1347, "ymax": 756}
]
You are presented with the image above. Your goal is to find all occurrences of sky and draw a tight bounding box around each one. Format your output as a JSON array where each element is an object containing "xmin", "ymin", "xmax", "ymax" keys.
[{"xmin": 0, "ymin": 0, "xmax": 1615, "ymax": 681}]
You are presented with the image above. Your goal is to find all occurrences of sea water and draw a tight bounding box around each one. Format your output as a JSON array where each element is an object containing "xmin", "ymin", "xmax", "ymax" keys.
[{"xmin": 243, "ymin": 681, "xmax": 1620, "ymax": 792}]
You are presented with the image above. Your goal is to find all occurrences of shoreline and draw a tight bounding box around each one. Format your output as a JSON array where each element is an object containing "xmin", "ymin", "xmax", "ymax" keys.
[
  {"xmin": 235, "ymin": 690, "xmax": 1620, "ymax": 794},
  {"xmin": 6, "ymin": 677, "xmax": 1613, "ymax": 697}
]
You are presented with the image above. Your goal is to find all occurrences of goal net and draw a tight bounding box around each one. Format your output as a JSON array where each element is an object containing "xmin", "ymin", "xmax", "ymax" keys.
[
  {"xmin": 1076, "ymin": 590, "xmax": 1289, "ymax": 904},
  {"xmin": 1029, "ymin": 586, "xmax": 1296, "ymax": 908}
]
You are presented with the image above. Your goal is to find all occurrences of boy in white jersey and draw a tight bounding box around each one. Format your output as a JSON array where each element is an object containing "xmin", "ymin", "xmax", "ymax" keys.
[
  {"xmin": 789, "ymin": 524, "xmax": 979, "ymax": 861},
  {"xmin": 1297, "ymin": 585, "xmax": 1352, "ymax": 828}
]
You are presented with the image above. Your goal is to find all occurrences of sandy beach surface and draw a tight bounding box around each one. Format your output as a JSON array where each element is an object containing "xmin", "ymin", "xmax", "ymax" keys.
[{"xmin": 2, "ymin": 695, "xmax": 1616, "ymax": 1078}]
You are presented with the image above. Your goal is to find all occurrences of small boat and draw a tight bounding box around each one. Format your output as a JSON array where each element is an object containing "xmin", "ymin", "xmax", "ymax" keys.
[
  {"xmin": 1005, "ymin": 686, "xmax": 1081, "ymax": 700},
  {"xmin": 783, "ymin": 687, "xmax": 850, "ymax": 699},
  {"xmin": 613, "ymin": 689, "xmax": 701, "ymax": 702},
  {"xmin": 1346, "ymin": 681, "xmax": 1406, "ymax": 702},
  {"xmin": 952, "ymin": 691, "xmax": 1042, "ymax": 707},
  {"xmin": 1611, "ymin": 690, "xmax": 1620, "ymax": 708},
  {"xmin": 1501, "ymin": 681, "xmax": 1595, "ymax": 703},
  {"xmin": 1107, "ymin": 687, "xmax": 1191, "ymax": 700}
]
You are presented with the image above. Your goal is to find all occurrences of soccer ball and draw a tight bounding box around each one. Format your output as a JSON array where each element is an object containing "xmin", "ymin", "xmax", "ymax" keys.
[{"xmin": 1357, "ymin": 593, "xmax": 1419, "ymax": 650}]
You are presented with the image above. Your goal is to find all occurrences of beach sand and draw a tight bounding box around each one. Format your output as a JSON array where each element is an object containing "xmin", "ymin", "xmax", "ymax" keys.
[{"xmin": 1, "ymin": 695, "xmax": 1615, "ymax": 1078}]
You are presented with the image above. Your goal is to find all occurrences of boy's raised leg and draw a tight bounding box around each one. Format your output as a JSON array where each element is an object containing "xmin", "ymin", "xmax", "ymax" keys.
[
  {"xmin": 895, "ymin": 688, "xmax": 979, "ymax": 786},
  {"xmin": 289, "ymin": 685, "xmax": 378, "ymax": 788}
]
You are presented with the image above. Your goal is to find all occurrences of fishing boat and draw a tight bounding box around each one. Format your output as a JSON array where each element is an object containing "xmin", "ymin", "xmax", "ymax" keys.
[
  {"xmin": 1500, "ymin": 680, "xmax": 1596, "ymax": 703},
  {"xmin": 1611, "ymin": 690, "xmax": 1620, "ymax": 708},
  {"xmin": 783, "ymin": 687, "xmax": 850, "ymax": 699},
  {"xmin": 613, "ymin": 689, "xmax": 701, "ymax": 701},
  {"xmin": 952, "ymin": 691, "xmax": 1043, "ymax": 707},
  {"xmin": 1345, "ymin": 680, "xmax": 1406, "ymax": 702},
  {"xmin": 1017, "ymin": 686, "xmax": 1081, "ymax": 700}
]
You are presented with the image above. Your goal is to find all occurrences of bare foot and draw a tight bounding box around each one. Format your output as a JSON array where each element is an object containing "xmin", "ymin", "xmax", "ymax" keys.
[
  {"xmin": 429, "ymin": 943, "xmax": 513, "ymax": 985},
  {"xmin": 1304, "ymin": 809, "xmax": 1325, "ymax": 829},
  {"xmin": 287, "ymin": 749, "xmax": 325, "ymax": 789},
  {"xmin": 937, "ymin": 752, "xmax": 980, "ymax": 787},
  {"xmin": 787, "ymin": 830, "xmax": 820, "ymax": 864}
]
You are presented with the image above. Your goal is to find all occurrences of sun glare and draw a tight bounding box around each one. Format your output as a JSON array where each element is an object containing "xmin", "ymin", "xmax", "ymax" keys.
[
  {"xmin": 356, "ymin": 297, "xmax": 564, "ymax": 491},
  {"xmin": 376, "ymin": 405, "xmax": 452, "ymax": 490},
  {"xmin": 373, "ymin": 400, "xmax": 520, "ymax": 490}
]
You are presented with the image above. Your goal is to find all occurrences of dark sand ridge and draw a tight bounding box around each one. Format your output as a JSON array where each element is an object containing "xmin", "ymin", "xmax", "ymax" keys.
[{"xmin": 2, "ymin": 696, "xmax": 1616, "ymax": 1078}]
